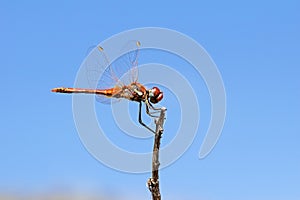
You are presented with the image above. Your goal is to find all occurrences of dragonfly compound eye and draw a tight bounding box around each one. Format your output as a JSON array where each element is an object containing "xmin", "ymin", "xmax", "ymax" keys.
[{"xmin": 149, "ymin": 87, "xmax": 163, "ymax": 104}]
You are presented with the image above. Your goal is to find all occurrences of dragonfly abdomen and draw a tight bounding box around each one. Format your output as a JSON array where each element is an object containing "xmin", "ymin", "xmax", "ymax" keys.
[{"xmin": 51, "ymin": 87, "xmax": 119, "ymax": 97}]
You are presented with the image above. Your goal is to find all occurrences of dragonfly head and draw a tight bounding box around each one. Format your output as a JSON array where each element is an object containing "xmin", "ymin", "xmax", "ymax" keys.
[{"xmin": 149, "ymin": 87, "xmax": 163, "ymax": 104}]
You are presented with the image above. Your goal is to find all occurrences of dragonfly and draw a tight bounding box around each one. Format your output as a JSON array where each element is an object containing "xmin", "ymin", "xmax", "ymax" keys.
[{"xmin": 52, "ymin": 41, "xmax": 163, "ymax": 133}]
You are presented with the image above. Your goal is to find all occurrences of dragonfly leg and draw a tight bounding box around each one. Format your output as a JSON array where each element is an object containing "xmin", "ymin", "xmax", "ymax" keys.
[
  {"xmin": 145, "ymin": 100, "xmax": 161, "ymax": 117},
  {"xmin": 148, "ymin": 100, "xmax": 163, "ymax": 111},
  {"xmin": 138, "ymin": 102, "xmax": 156, "ymax": 134},
  {"xmin": 145, "ymin": 101, "xmax": 159, "ymax": 117},
  {"xmin": 146, "ymin": 104, "xmax": 160, "ymax": 117}
]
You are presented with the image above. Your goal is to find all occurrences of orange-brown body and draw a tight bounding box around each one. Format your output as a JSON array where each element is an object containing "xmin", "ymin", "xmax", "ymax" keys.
[{"xmin": 52, "ymin": 82, "xmax": 149, "ymax": 103}]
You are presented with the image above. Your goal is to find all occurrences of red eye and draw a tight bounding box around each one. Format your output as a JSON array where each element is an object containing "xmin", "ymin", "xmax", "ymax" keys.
[
  {"xmin": 156, "ymin": 92, "xmax": 163, "ymax": 102},
  {"xmin": 152, "ymin": 87, "xmax": 160, "ymax": 96},
  {"xmin": 150, "ymin": 87, "xmax": 163, "ymax": 104}
]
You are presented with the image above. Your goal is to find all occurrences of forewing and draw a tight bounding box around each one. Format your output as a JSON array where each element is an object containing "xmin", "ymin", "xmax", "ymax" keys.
[
  {"xmin": 110, "ymin": 40, "xmax": 140, "ymax": 86},
  {"xmin": 85, "ymin": 41, "xmax": 141, "ymax": 104}
]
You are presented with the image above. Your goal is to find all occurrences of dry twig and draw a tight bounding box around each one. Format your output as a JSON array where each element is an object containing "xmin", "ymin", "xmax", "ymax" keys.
[{"xmin": 147, "ymin": 107, "xmax": 166, "ymax": 200}]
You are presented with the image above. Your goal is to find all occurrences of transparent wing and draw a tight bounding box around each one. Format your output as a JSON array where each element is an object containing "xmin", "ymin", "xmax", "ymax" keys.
[
  {"xmin": 85, "ymin": 40, "xmax": 141, "ymax": 104},
  {"xmin": 111, "ymin": 40, "xmax": 140, "ymax": 86}
]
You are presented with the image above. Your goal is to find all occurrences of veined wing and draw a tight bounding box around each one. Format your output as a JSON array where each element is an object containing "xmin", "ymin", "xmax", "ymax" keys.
[
  {"xmin": 85, "ymin": 40, "xmax": 141, "ymax": 104},
  {"xmin": 110, "ymin": 40, "xmax": 140, "ymax": 86}
]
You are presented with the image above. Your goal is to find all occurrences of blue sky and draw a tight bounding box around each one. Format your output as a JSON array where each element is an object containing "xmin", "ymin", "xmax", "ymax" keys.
[{"xmin": 1, "ymin": 1, "xmax": 299, "ymax": 199}]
